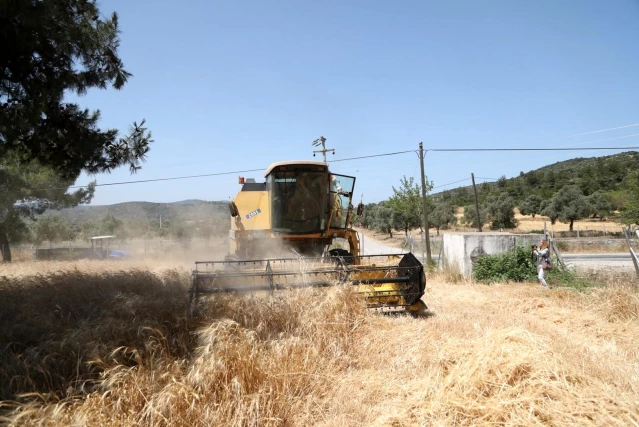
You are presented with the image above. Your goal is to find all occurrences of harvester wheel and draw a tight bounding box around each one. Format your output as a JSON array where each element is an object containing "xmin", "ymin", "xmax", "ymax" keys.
[{"xmin": 328, "ymin": 248, "xmax": 354, "ymax": 265}]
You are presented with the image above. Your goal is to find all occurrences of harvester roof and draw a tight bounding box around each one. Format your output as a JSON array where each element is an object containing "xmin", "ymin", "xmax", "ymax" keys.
[{"xmin": 264, "ymin": 160, "xmax": 328, "ymax": 177}]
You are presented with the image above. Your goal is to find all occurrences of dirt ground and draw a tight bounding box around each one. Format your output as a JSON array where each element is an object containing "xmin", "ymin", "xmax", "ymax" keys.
[{"xmin": 510, "ymin": 208, "xmax": 624, "ymax": 233}]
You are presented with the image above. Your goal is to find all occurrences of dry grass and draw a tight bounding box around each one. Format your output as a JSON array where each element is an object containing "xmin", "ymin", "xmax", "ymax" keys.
[
  {"xmin": 555, "ymin": 240, "xmax": 628, "ymax": 253},
  {"xmin": 1, "ymin": 261, "xmax": 639, "ymax": 426},
  {"xmin": 0, "ymin": 257, "xmax": 203, "ymax": 278},
  {"xmin": 511, "ymin": 209, "xmax": 624, "ymax": 233}
]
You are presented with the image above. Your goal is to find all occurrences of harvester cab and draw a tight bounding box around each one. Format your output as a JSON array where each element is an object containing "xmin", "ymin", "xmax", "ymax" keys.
[
  {"xmin": 227, "ymin": 161, "xmax": 359, "ymax": 260},
  {"xmin": 190, "ymin": 158, "xmax": 429, "ymax": 316}
]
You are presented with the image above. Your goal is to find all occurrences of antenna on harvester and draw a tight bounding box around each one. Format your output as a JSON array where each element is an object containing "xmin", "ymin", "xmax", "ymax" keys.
[{"xmin": 312, "ymin": 136, "xmax": 334, "ymax": 162}]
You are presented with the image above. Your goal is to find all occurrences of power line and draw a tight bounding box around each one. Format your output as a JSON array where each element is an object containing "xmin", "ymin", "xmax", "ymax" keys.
[
  {"xmin": 330, "ymin": 150, "xmax": 415, "ymax": 163},
  {"xmin": 31, "ymin": 145, "xmax": 639, "ymax": 192},
  {"xmin": 555, "ymin": 123, "xmax": 639, "ymax": 139},
  {"xmin": 32, "ymin": 151, "xmax": 419, "ymax": 192},
  {"xmin": 35, "ymin": 168, "xmax": 265, "ymax": 191},
  {"xmin": 152, "ymin": 122, "xmax": 639, "ymax": 169},
  {"xmin": 432, "ymin": 178, "xmax": 471, "ymax": 190},
  {"xmin": 428, "ymin": 146, "xmax": 639, "ymax": 152}
]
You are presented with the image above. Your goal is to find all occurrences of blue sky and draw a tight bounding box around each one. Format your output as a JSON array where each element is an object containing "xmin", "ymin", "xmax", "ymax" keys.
[{"xmin": 73, "ymin": 0, "xmax": 639, "ymax": 205}]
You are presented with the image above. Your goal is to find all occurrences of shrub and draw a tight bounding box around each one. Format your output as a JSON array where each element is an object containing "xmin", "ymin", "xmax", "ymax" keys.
[
  {"xmin": 473, "ymin": 246, "xmax": 600, "ymax": 288},
  {"xmin": 473, "ymin": 246, "xmax": 537, "ymax": 283}
]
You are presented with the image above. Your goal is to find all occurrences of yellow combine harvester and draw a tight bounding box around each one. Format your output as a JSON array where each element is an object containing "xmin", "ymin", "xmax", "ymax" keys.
[{"xmin": 189, "ymin": 159, "xmax": 428, "ymax": 315}]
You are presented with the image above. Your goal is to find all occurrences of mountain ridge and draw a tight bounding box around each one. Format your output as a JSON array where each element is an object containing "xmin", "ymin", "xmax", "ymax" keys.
[{"xmin": 48, "ymin": 200, "xmax": 229, "ymax": 224}]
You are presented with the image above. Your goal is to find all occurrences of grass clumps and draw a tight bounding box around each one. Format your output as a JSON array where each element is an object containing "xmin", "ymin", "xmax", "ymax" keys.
[
  {"xmin": 2, "ymin": 261, "xmax": 639, "ymax": 425},
  {"xmin": 425, "ymin": 327, "xmax": 639, "ymax": 425},
  {"xmin": 0, "ymin": 268, "xmax": 367, "ymax": 426},
  {"xmin": 0, "ymin": 269, "xmax": 195, "ymax": 404}
]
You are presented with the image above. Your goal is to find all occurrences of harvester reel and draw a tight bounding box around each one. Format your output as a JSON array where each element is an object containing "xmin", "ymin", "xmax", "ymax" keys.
[{"xmin": 189, "ymin": 253, "xmax": 428, "ymax": 315}]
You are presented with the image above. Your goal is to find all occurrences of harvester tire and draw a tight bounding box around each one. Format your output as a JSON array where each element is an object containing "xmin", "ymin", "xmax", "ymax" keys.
[{"xmin": 328, "ymin": 248, "xmax": 354, "ymax": 265}]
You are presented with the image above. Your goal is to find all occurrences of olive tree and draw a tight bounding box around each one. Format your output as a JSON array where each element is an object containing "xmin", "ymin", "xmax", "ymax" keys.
[
  {"xmin": 519, "ymin": 195, "xmax": 543, "ymax": 218},
  {"xmin": 542, "ymin": 185, "xmax": 592, "ymax": 231}
]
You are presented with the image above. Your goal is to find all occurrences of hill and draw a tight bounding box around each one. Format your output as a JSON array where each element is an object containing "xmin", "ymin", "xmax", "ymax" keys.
[
  {"xmin": 435, "ymin": 151, "xmax": 639, "ymax": 207},
  {"xmin": 46, "ymin": 200, "xmax": 228, "ymax": 225}
]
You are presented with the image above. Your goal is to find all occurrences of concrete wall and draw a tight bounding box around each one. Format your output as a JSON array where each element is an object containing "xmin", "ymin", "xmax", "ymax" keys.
[{"xmin": 442, "ymin": 232, "xmax": 543, "ymax": 278}]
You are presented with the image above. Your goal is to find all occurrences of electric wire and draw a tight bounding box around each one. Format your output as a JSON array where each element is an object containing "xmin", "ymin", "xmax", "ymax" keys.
[
  {"xmin": 329, "ymin": 150, "xmax": 415, "ymax": 162},
  {"xmin": 30, "ymin": 145, "xmax": 639, "ymax": 192},
  {"xmin": 431, "ymin": 178, "xmax": 471, "ymax": 190},
  {"xmin": 428, "ymin": 145, "xmax": 639, "ymax": 152},
  {"xmin": 35, "ymin": 168, "xmax": 265, "ymax": 191},
  {"xmin": 555, "ymin": 123, "xmax": 639, "ymax": 139}
]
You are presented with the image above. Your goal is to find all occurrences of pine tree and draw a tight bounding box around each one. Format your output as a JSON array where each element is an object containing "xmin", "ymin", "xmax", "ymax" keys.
[{"xmin": 0, "ymin": 0, "xmax": 152, "ymax": 261}]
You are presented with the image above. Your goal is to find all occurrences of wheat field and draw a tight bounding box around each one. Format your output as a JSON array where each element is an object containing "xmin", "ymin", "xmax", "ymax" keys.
[{"xmin": 0, "ymin": 259, "xmax": 638, "ymax": 426}]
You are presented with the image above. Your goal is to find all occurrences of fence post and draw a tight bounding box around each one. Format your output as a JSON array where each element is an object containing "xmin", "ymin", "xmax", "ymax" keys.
[
  {"xmin": 549, "ymin": 238, "xmax": 566, "ymax": 270},
  {"xmin": 622, "ymin": 226, "xmax": 639, "ymax": 282}
]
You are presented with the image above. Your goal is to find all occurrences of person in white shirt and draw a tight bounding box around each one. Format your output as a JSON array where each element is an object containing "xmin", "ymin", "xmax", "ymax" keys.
[
  {"xmin": 532, "ymin": 240, "xmax": 550, "ymax": 287},
  {"xmin": 330, "ymin": 174, "xmax": 342, "ymax": 193}
]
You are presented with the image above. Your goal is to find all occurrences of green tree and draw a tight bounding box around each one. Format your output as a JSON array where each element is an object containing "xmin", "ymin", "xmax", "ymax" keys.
[
  {"xmin": 32, "ymin": 214, "xmax": 71, "ymax": 246},
  {"xmin": 98, "ymin": 213, "xmax": 129, "ymax": 241},
  {"xmin": 0, "ymin": 0, "xmax": 152, "ymax": 261},
  {"xmin": 587, "ymin": 190, "xmax": 613, "ymax": 220},
  {"xmin": 622, "ymin": 201, "xmax": 639, "ymax": 226},
  {"xmin": 485, "ymin": 192, "xmax": 518, "ymax": 229},
  {"xmin": 390, "ymin": 210, "xmax": 407, "ymax": 236},
  {"xmin": 1, "ymin": 0, "xmax": 152, "ymax": 180},
  {"xmin": 372, "ymin": 205, "xmax": 394, "ymax": 238},
  {"xmin": 542, "ymin": 185, "xmax": 592, "ymax": 231},
  {"xmin": 2, "ymin": 210, "xmax": 31, "ymax": 245},
  {"xmin": 99, "ymin": 213, "xmax": 123, "ymax": 235},
  {"xmin": 429, "ymin": 202, "xmax": 457, "ymax": 235},
  {"xmin": 79, "ymin": 220, "xmax": 100, "ymax": 242},
  {"xmin": 621, "ymin": 170, "xmax": 639, "ymax": 225},
  {"xmin": 386, "ymin": 176, "xmax": 433, "ymax": 235},
  {"xmin": 540, "ymin": 199, "xmax": 558, "ymax": 225},
  {"xmin": 0, "ymin": 156, "xmax": 94, "ymax": 260},
  {"xmin": 462, "ymin": 204, "xmax": 483, "ymax": 229},
  {"xmin": 358, "ymin": 203, "xmax": 379, "ymax": 229},
  {"xmin": 519, "ymin": 195, "xmax": 543, "ymax": 218}
]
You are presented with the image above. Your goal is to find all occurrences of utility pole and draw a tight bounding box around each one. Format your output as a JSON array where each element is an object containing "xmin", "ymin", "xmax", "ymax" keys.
[
  {"xmin": 419, "ymin": 142, "xmax": 432, "ymax": 264},
  {"xmin": 312, "ymin": 136, "xmax": 335, "ymax": 162},
  {"xmin": 471, "ymin": 173, "xmax": 482, "ymax": 232}
]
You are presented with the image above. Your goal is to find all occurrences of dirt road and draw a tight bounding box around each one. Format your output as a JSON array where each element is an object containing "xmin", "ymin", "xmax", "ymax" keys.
[{"xmin": 359, "ymin": 232, "xmax": 403, "ymax": 255}]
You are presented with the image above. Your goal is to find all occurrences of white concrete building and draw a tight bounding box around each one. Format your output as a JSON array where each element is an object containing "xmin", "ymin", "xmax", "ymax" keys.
[{"xmin": 442, "ymin": 232, "xmax": 542, "ymax": 278}]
